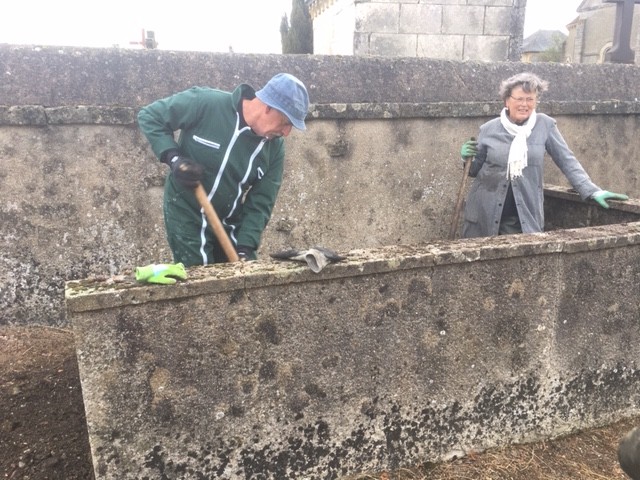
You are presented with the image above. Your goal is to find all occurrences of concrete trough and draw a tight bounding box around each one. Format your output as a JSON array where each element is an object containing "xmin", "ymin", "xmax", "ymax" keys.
[{"xmin": 66, "ymin": 189, "xmax": 640, "ymax": 479}]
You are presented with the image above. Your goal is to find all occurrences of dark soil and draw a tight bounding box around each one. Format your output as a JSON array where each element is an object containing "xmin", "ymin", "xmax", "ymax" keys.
[
  {"xmin": 0, "ymin": 327, "xmax": 94, "ymax": 480},
  {"xmin": 0, "ymin": 326, "xmax": 636, "ymax": 480}
]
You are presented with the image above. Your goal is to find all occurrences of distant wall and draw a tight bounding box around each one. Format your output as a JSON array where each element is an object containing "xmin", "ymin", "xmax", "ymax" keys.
[
  {"xmin": 309, "ymin": 0, "xmax": 527, "ymax": 60},
  {"xmin": 1, "ymin": 45, "xmax": 640, "ymax": 326}
]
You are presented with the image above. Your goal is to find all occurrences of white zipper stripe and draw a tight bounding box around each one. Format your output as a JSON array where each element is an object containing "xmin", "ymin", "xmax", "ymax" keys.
[
  {"xmin": 193, "ymin": 135, "xmax": 220, "ymax": 149},
  {"xmin": 198, "ymin": 112, "xmax": 261, "ymax": 263},
  {"xmin": 227, "ymin": 140, "xmax": 267, "ymax": 245}
]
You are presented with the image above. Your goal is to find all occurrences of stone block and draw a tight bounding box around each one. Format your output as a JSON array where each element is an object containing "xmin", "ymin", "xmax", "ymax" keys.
[
  {"xmin": 420, "ymin": 0, "xmax": 466, "ymax": 4},
  {"xmin": 463, "ymin": 35, "xmax": 510, "ymax": 61},
  {"xmin": 400, "ymin": 4, "xmax": 443, "ymax": 34},
  {"xmin": 443, "ymin": 5, "xmax": 485, "ymax": 35},
  {"xmin": 355, "ymin": 3, "xmax": 400, "ymax": 33},
  {"xmin": 418, "ymin": 34, "xmax": 464, "ymax": 59},
  {"xmin": 484, "ymin": 6, "xmax": 514, "ymax": 35},
  {"xmin": 468, "ymin": 0, "xmax": 513, "ymax": 5},
  {"xmin": 369, "ymin": 33, "xmax": 418, "ymax": 55}
]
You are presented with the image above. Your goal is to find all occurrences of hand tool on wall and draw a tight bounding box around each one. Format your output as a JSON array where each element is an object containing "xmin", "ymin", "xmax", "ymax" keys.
[
  {"xmin": 194, "ymin": 183, "xmax": 240, "ymax": 263},
  {"xmin": 270, "ymin": 246, "xmax": 346, "ymax": 273},
  {"xmin": 449, "ymin": 137, "xmax": 476, "ymax": 240}
]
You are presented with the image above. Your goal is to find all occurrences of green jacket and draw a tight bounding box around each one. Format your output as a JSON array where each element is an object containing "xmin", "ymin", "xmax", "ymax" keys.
[{"xmin": 138, "ymin": 84, "xmax": 284, "ymax": 259}]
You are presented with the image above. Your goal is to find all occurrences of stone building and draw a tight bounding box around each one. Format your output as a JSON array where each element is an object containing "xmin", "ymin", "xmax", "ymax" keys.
[
  {"xmin": 521, "ymin": 29, "xmax": 567, "ymax": 62},
  {"xmin": 565, "ymin": 0, "xmax": 640, "ymax": 64},
  {"xmin": 307, "ymin": 0, "xmax": 527, "ymax": 61}
]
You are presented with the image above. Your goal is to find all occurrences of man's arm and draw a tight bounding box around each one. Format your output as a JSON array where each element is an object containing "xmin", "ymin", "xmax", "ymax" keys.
[{"xmin": 137, "ymin": 88, "xmax": 204, "ymax": 160}]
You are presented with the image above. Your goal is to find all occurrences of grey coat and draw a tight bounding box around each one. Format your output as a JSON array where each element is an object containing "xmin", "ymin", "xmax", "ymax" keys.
[{"xmin": 462, "ymin": 113, "xmax": 600, "ymax": 238}]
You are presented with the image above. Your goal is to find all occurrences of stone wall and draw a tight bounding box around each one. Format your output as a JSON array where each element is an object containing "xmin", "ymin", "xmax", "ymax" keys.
[
  {"xmin": 308, "ymin": 0, "xmax": 527, "ymax": 60},
  {"xmin": 1, "ymin": 45, "xmax": 640, "ymax": 326},
  {"xmin": 66, "ymin": 220, "xmax": 640, "ymax": 479}
]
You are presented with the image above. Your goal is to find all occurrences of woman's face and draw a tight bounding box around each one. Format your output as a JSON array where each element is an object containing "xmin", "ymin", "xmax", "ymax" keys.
[{"xmin": 505, "ymin": 86, "xmax": 537, "ymax": 124}]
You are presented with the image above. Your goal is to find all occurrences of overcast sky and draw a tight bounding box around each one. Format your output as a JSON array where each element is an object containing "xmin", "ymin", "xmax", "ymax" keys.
[{"xmin": 1, "ymin": 0, "xmax": 583, "ymax": 53}]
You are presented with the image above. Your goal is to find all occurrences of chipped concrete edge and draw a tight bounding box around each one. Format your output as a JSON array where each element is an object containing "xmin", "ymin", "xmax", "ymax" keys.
[
  {"xmin": 65, "ymin": 219, "xmax": 640, "ymax": 313},
  {"xmin": 2, "ymin": 101, "xmax": 640, "ymax": 126}
]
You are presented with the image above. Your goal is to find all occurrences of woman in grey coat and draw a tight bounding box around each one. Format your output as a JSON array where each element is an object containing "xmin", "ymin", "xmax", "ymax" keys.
[{"xmin": 459, "ymin": 72, "xmax": 628, "ymax": 238}]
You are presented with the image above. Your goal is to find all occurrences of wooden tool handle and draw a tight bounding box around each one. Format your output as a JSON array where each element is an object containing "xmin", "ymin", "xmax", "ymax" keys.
[
  {"xmin": 194, "ymin": 184, "xmax": 240, "ymax": 263},
  {"xmin": 449, "ymin": 158, "xmax": 473, "ymax": 240}
]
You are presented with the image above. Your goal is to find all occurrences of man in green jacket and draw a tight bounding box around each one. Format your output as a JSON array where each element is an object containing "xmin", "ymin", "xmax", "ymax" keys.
[{"xmin": 138, "ymin": 73, "xmax": 309, "ymax": 266}]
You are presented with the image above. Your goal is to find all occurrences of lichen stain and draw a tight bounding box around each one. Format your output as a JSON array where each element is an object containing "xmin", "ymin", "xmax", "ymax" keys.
[
  {"xmin": 365, "ymin": 300, "xmax": 401, "ymax": 327},
  {"xmin": 507, "ymin": 279, "xmax": 525, "ymax": 298},
  {"xmin": 421, "ymin": 329, "xmax": 440, "ymax": 349},
  {"xmin": 607, "ymin": 303, "xmax": 620, "ymax": 314},
  {"xmin": 288, "ymin": 393, "xmax": 310, "ymax": 413},
  {"xmin": 304, "ymin": 383, "xmax": 327, "ymax": 399},
  {"xmin": 259, "ymin": 360, "xmax": 277, "ymax": 381},
  {"xmin": 549, "ymin": 366, "xmax": 640, "ymax": 420},
  {"xmin": 569, "ymin": 260, "xmax": 598, "ymax": 296},
  {"xmin": 321, "ymin": 354, "xmax": 340, "ymax": 369},
  {"xmin": 483, "ymin": 297, "xmax": 496, "ymax": 311},
  {"xmin": 214, "ymin": 334, "xmax": 239, "ymax": 357},
  {"xmin": 103, "ymin": 369, "xmax": 640, "ymax": 478},
  {"xmin": 115, "ymin": 311, "xmax": 145, "ymax": 365},
  {"xmin": 149, "ymin": 367, "xmax": 171, "ymax": 407},
  {"xmin": 256, "ymin": 318, "xmax": 281, "ymax": 345},
  {"xmin": 407, "ymin": 277, "xmax": 432, "ymax": 298}
]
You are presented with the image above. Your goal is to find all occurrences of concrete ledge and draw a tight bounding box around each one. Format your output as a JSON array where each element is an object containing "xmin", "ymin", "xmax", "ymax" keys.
[
  {"xmin": 2, "ymin": 101, "xmax": 640, "ymax": 126},
  {"xmin": 4, "ymin": 46, "xmax": 640, "ymax": 106},
  {"xmin": 67, "ymin": 223, "xmax": 640, "ymax": 478}
]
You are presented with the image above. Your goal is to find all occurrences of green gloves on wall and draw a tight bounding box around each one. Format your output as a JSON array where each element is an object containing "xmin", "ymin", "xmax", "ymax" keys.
[{"xmin": 135, "ymin": 263, "xmax": 188, "ymax": 285}]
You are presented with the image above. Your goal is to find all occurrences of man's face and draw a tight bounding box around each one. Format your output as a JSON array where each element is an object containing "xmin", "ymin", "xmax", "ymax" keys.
[{"xmin": 255, "ymin": 107, "xmax": 293, "ymax": 140}]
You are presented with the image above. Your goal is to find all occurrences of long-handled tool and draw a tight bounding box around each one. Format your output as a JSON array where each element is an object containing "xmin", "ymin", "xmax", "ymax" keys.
[
  {"xmin": 194, "ymin": 183, "xmax": 240, "ymax": 263},
  {"xmin": 448, "ymin": 138, "xmax": 475, "ymax": 240}
]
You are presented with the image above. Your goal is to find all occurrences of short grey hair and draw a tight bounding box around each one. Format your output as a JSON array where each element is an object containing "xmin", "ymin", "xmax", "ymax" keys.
[{"xmin": 499, "ymin": 72, "xmax": 549, "ymax": 101}]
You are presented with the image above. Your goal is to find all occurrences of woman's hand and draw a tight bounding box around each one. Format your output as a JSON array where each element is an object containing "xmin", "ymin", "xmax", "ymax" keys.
[
  {"xmin": 591, "ymin": 190, "xmax": 629, "ymax": 208},
  {"xmin": 460, "ymin": 139, "xmax": 478, "ymax": 159}
]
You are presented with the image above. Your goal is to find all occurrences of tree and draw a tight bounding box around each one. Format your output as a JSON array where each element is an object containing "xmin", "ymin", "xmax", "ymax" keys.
[
  {"xmin": 280, "ymin": 0, "xmax": 313, "ymax": 54},
  {"xmin": 280, "ymin": 14, "xmax": 292, "ymax": 53}
]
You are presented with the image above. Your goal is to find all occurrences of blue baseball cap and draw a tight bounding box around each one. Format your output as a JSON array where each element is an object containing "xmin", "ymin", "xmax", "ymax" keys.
[{"xmin": 256, "ymin": 73, "xmax": 309, "ymax": 131}]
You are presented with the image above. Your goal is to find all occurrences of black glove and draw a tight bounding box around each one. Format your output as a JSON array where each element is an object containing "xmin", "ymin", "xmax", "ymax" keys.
[
  {"xmin": 236, "ymin": 245, "xmax": 255, "ymax": 261},
  {"xmin": 162, "ymin": 150, "xmax": 204, "ymax": 189}
]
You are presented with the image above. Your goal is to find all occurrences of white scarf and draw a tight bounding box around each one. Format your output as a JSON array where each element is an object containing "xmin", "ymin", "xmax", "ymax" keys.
[{"xmin": 500, "ymin": 108, "xmax": 536, "ymax": 180}]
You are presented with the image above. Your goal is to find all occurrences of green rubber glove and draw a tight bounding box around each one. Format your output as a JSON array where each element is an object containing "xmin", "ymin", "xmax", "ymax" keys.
[
  {"xmin": 591, "ymin": 190, "xmax": 629, "ymax": 209},
  {"xmin": 135, "ymin": 263, "xmax": 187, "ymax": 285},
  {"xmin": 460, "ymin": 138, "xmax": 478, "ymax": 159}
]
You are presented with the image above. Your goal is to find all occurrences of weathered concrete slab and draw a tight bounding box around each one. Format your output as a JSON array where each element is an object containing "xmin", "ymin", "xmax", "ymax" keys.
[
  {"xmin": 2, "ymin": 46, "xmax": 640, "ymax": 328},
  {"xmin": 67, "ymin": 222, "xmax": 640, "ymax": 479},
  {"xmin": 3, "ymin": 45, "xmax": 640, "ymax": 106}
]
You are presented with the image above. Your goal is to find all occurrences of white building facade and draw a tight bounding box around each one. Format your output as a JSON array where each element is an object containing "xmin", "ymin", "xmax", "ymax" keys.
[{"xmin": 308, "ymin": 0, "xmax": 527, "ymax": 61}]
